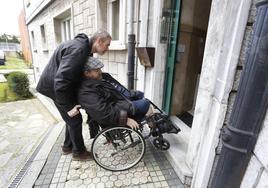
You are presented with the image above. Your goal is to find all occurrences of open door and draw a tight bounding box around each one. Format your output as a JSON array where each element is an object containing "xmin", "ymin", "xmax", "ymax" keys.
[
  {"xmin": 163, "ymin": 0, "xmax": 181, "ymax": 113},
  {"xmin": 164, "ymin": 0, "xmax": 212, "ymax": 127}
]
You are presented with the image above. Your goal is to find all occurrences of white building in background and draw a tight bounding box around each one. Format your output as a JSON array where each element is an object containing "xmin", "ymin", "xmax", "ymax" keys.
[{"xmin": 24, "ymin": 0, "xmax": 268, "ymax": 187}]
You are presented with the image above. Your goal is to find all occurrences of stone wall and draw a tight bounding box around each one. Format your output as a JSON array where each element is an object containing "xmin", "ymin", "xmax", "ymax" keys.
[
  {"xmin": 27, "ymin": 0, "xmax": 74, "ymax": 77},
  {"xmin": 27, "ymin": 0, "xmax": 128, "ymax": 86}
]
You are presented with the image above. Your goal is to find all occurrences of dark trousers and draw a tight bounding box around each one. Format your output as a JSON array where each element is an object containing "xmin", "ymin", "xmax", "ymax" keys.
[
  {"xmin": 54, "ymin": 102, "xmax": 85, "ymax": 153},
  {"xmin": 87, "ymin": 113, "xmax": 100, "ymax": 139}
]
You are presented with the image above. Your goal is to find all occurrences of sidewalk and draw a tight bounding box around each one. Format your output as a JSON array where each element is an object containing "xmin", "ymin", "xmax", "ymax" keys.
[
  {"xmin": 0, "ymin": 99, "xmax": 57, "ymax": 188},
  {"xmin": 17, "ymin": 96, "xmax": 185, "ymax": 188}
]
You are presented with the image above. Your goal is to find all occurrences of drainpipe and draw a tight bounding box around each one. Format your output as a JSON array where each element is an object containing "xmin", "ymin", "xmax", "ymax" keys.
[
  {"xmin": 127, "ymin": 0, "xmax": 135, "ymax": 90},
  {"xmin": 209, "ymin": 1, "xmax": 268, "ymax": 188}
]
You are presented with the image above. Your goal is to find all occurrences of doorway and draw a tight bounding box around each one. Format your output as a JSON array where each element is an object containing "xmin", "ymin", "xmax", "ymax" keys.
[{"xmin": 163, "ymin": 0, "xmax": 212, "ymax": 127}]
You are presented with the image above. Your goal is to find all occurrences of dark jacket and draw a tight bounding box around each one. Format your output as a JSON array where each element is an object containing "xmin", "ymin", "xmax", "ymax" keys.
[
  {"xmin": 36, "ymin": 33, "xmax": 92, "ymax": 111},
  {"xmin": 77, "ymin": 73, "xmax": 135, "ymax": 126}
]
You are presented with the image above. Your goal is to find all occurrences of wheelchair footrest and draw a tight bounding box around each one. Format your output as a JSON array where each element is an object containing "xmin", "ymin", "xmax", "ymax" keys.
[{"xmin": 166, "ymin": 121, "xmax": 181, "ymax": 134}]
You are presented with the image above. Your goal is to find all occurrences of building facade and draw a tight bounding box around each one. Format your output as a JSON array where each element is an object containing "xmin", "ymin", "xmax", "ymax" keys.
[
  {"xmin": 24, "ymin": 0, "xmax": 268, "ymax": 187},
  {"xmin": 18, "ymin": 10, "xmax": 33, "ymax": 63}
]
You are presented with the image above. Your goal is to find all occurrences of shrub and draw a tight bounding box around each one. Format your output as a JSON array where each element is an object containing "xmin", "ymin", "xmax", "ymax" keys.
[{"xmin": 6, "ymin": 71, "xmax": 32, "ymax": 98}]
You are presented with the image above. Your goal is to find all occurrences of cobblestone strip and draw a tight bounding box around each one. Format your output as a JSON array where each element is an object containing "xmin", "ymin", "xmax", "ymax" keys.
[{"xmin": 34, "ymin": 131, "xmax": 64, "ymax": 187}]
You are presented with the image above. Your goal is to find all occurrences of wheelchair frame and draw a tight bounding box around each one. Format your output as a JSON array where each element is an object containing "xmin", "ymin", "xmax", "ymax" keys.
[{"xmin": 91, "ymin": 99, "xmax": 180, "ymax": 171}]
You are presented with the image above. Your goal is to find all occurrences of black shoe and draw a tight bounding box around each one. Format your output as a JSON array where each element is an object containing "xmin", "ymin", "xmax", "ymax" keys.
[
  {"xmin": 62, "ymin": 146, "xmax": 72, "ymax": 155},
  {"xmin": 72, "ymin": 150, "xmax": 92, "ymax": 161},
  {"xmin": 166, "ymin": 122, "xmax": 181, "ymax": 134}
]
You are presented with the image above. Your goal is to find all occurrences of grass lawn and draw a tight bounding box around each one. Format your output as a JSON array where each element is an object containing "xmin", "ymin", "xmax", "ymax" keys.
[
  {"xmin": 0, "ymin": 54, "xmax": 33, "ymax": 102},
  {"xmin": 0, "ymin": 82, "xmax": 20, "ymax": 102},
  {"xmin": 0, "ymin": 56, "xmax": 29, "ymax": 70}
]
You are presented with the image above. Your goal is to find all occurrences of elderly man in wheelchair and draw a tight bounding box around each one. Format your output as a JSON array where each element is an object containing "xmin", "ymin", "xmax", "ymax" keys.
[{"xmin": 77, "ymin": 57, "xmax": 180, "ymax": 171}]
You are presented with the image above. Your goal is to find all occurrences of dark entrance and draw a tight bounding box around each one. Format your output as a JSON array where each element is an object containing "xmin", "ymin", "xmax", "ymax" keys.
[{"xmin": 163, "ymin": 0, "xmax": 212, "ymax": 127}]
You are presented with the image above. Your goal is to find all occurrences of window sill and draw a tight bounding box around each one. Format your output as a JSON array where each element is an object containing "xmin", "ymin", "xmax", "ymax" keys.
[{"xmin": 109, "ymin": 42, "xmax": 126, "ymax": 50}]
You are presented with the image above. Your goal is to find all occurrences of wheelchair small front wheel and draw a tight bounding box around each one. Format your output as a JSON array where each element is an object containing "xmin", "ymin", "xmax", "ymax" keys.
[
  {"xmin": 153, "ymin": 137, "xmax": 170, "ymax": 150},
  {"xmin": 91, "ymin": 126, "xmax": 146, "ymax": 171}
]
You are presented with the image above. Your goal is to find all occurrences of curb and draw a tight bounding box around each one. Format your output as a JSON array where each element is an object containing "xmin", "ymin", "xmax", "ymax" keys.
[{"xmin": 29, "ymin": 85, "xmax": 62, "ymax": 122}]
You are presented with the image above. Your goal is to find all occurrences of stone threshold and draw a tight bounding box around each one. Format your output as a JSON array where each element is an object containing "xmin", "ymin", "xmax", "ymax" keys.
[{"xmin": 165, "ymin": 116, "xmax": 193, "ymax": 187}]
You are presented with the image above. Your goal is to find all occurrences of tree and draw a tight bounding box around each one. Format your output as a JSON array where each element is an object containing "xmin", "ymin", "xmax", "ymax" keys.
[
  {"xmin": 11, "ymin": 35, "xmax": 20, "ymax": 43},
  {"xmin": 0, "ymin": 34, "xmax": 20, "ymax": 43}
]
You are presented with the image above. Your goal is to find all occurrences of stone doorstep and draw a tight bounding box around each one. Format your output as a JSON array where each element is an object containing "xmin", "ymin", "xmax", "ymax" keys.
[{"xmin": 165, "ymin": 116, "xmax": 193, "ymax": 187}]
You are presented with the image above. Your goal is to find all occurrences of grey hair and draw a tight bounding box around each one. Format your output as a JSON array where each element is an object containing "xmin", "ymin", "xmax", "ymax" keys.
[{"xmin": 91, "ymin": 29, "xmax": 112, "ymax": 42}]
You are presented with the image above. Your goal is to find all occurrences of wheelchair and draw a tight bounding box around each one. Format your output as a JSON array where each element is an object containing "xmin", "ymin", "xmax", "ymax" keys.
[{"xmin": 91, "ymin": 100, "xmax": 181, "ymax": 171}]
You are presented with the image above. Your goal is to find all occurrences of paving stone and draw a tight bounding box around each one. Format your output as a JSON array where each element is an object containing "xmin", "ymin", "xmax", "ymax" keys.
[
  {"xmin": 100, "ymin": 175, "xmax": 109, "ymax": 183},
  {"xmin": 80, "ymin": 173, "xmax": 88, "ymax": 180},
  {"xmin": 154, "ymin": 182, "xmax": 162, "ymax": 188},
  {"xmin": 160, "ymin": 181, "xmax": 169, "ymax": 187},
  {"xmin": 0, "ymin": 140, "xmax": 10, "ymax": 151},
  {"xmin": 0, "ymin": 153, "xmax": 13, "ymax": 168},
  {"xmin": 152, "ymin": 176, "xmax": 159, "ymax": 182},
  {"xmin": 49, "ymin": 183, "xmax": 57, "ymax": 188},
  {"xmin": 114, "ymin": 180, "xmax": 123, "ymax": 187},
  {"xmin": 134, "ymin": 171, "xmax": 142, "ymax": 178},
  {"xmin": 142, "ymin": 171, "xmax": 150, "ymax": 177},
  {"xmin": 140, "ymin": 184, "xmax": 147, "ymax": 188},
  {"xmin": 96, "ymin": 182, "xmax": 105, "ymax": 188},
  {"xmin": 78, "ymin": 184, "xmax": 87, "ymax": 188},
  {"xmin": 109, "ymin": 174, "xmax": 117, "ymax": 181},
  {"xmin": 140, "ymin": 176, "xmax": 148, "ymax": 184},
  {"xmin": 126, "ymin": 173, "xmax": 134, "ymax": 178},
  {"xmin": 132, "ymin": 177, "xmax": 140, "ymax": 185},
  {"xmin": 69, "ymin": 174, "xmax": 79, "ymax": 181},
  {"xmin": 146, "ymin": 183, "xmax": 155, "ymax": 188},
  {"xmin": 159, "ymin": 175, "xmax": 165, "ymax": 181},
  {"xmin": 83, "ymin": 178, "xmax": 92, "ymax": 185},
  {"xmin": 123, "ymin": 178, "xmax": 132, "ymax": 186},
  {"xmin": 92, "ymin": 177, "xmax": 101, "ymax": 184},
  {"xmin": 105, "ymin": 181, "xmax": 114, "ymax": 188}
]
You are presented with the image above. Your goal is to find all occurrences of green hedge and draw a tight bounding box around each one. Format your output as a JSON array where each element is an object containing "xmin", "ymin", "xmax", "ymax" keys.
[{"xmin": 6, "ymin": 72, "xmax": 32, "ymax": 98}]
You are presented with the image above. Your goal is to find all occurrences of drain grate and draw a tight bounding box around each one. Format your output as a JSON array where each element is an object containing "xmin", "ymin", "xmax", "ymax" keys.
[{"xmin": 8, "ymin": 125, "xmax": 55, "ymax": 188}]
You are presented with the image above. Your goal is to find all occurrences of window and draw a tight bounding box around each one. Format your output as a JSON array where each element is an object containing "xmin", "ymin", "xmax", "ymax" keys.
[
  {"xmin": 109, "ymin": 0, "xmax": 119, "ymax": 40},
  {"xmin": 40, "ymin": 24, "xmax": 48, "ymax": 51},
  {"xmin": 30, "ymin": 31, "xmax": 37, "ymax": 52},
  {"xmin": 61, "ymin": 17, "xmax": 71, "ymax": 42},
  {"xmin": 97, "ymin": 0, "xmax": 126, "ymax": 49},
  {"xmin": 53, "ymin": 9, "xmax": 72, "ymax": 45}
]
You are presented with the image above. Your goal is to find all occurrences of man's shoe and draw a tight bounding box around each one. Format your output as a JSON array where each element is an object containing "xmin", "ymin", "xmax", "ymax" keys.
[
  {"xmin": 72, "ymin": 150, "xmax": 92, "ymax": 161},
  {"xmin": 62, "ymin": 146, "xmax": 72, "ymax": 155}
]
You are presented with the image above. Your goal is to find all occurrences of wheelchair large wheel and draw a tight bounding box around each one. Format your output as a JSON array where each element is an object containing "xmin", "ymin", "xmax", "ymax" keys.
[{"xmin": 91, "ymin": 126, "xmax": 146, "ymax": 171}]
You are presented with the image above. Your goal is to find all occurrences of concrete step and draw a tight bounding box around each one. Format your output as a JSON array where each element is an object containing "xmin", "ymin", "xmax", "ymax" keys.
[{"xmin": 164, "ymin": 116, "xmax": 193, "ymax": 187}]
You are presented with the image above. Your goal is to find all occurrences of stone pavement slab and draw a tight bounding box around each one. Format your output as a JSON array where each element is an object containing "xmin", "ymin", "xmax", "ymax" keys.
[{"xmin": 0, "ymin": 99, "xmax": 57, "ymax": 187}]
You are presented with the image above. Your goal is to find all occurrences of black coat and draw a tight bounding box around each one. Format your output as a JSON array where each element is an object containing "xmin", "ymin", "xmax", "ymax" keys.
[
  {"xmin": 77, "ymin": 73, "xmax": 135, "ymax": 126},
  {"xmin": 36, "ymin": 33, "xmax": 92, "ymax": 111}
]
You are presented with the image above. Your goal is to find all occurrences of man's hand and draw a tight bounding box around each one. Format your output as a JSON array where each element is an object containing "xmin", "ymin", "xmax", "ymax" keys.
[
  {"xmin": 67, "ymin": 105, "xmax": 81, "ymax": 117},
  {"xmin": 126, "ymin": 118, "xmax": 139, "ymax": 129}
]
